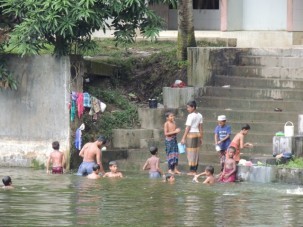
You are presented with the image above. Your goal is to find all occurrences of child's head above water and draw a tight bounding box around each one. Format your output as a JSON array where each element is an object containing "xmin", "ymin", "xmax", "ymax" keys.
[
  {"xmin": 149, "ymin": 146, "xmax": 158, "ymax": 155},
  {"xmin": 52, "ymin": 141, "xmax": 60, "ymax": 150},
  {"xmin": 2, "ymin": 176, "xmax": 12, "ymax": 186},
  {"xmin": 109, "ymin": 161, "xmax": 118, "ymax": 173},
  {"xmin": 205, "ymin": 165, "xmax": 214, "ymax": 175},
  {"xmin": 92, "ymin": 164, "xmax": 100, "ymax": 172},
  {"xmin": 165, "ymin": 174, "xmax": 175, "ymax": 182}
]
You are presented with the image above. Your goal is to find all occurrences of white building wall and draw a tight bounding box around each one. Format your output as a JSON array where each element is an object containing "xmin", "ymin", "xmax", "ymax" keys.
[
  {"xmin": 168, "ymin": 9, "xmax": 220, "ymax": 30},
  {"xmin": 227, "ymin": 0, "xmax": 243, "ymax": 30},
  {"xmin": 242, "ymin": 0, "xmax": 287, "ymax": 30},
  {"xmin": 293, "ymin": 0, "xmax": 303, "ymax": 31}
]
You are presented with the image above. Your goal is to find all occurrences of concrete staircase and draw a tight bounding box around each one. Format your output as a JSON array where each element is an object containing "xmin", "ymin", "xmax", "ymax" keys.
[
  {"xmin": 197, "ymin": 50, "xmax": 303, "ymax": 163},
  {"xmin": 112, "ymin": 48, "xmax": 303, "ymax": 173}
]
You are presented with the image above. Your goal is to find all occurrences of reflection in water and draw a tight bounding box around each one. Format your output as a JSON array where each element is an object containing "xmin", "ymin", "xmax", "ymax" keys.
[{"xmin": 1, "ymin": 168, "xmax": 303, "ymax": 226}]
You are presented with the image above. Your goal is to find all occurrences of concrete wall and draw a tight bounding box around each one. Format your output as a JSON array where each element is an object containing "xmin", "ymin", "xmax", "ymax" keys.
[
  {"xmin": 227, "ymin": 0, "xmax": 243, "ymax": 30},
  {"xmin": 168, "ymin": 9, "xmax": 220, "ymax": 30},
  {"xmin": 293, "ymin": 0, "xmax": 303, "ymax": 31},
  {"xmin": 187, "ymin": 47, "xmax": 249, "ymax": 87},
  {"xmin": 0, "ymin": 55, "xmax": 71, "ymax": 167},
  {"xmin": 242, "ymin": 0, "xmax": 287, "ymax": 30}
]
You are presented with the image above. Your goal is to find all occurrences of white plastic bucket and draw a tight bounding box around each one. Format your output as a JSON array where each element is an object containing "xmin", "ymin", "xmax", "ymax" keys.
[
  {"xmin": 284, "ymin": 121, "xmax": 294, "ymax": 137},
  {"xmin": 178, "ymin": 143, "xmax": 186, "ymax": 154}
]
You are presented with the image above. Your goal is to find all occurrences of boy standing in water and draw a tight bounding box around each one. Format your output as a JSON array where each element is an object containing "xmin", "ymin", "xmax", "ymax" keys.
[
  {"xmin": 192, "ymin": 165, "xmax": 216, "ymax": 184},
  {"xmin": 77, "ymin": 135, "xmax": 107, "ymax": 176},
  {"xmin": 214, "ymin": 115, "xmax": 231, "ymax": 171},
  {"xmin": 181, "ymin": 100, "xmax": 203, "ymax": 175},
  {"xmin": 143, "ymin": 146, "xmax": 164, "ymax": 178},
  {"xmin": 46, "ymin": 141, "xmax": 66, "ymax": 174},
  {"xmin": 219, "ymin": 146, "xmax": 237, "ymax": 182},
  {"xmin": 228, "ymin": 124, "xmax": 253, "ymax": 163},
  {"xmin": 87, "ymin": 164, "xmax": 101, "ymax": 179},
  {"xmin": 164, "ymin": 112, "xmax": 181, "ymax": 174},
  {"xmin": 103, "ymin": 161, "xmax": 123, "ymax": 178}
]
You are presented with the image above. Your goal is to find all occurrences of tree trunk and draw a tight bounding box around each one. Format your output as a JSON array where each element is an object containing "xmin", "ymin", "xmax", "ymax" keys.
[{"xmin": 177, "ymin": 0, "xmax": 196, "ymax": 61}]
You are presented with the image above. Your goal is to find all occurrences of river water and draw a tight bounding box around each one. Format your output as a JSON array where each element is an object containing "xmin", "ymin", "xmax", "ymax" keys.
[{"xmin": 1, "ymin": 167, "xmax": 303, "ymax": 226}]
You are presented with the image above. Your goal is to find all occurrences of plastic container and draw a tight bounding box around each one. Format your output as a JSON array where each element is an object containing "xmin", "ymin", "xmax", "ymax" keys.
[
  {"xmin": 298, "ymin": 115, "xmax": 303, "ymax": 135},
  {"xmin": 178, "ymin": 143, "xmax": 186, "ymax": 154},
  {"xmin": 284, "ymin": 121, "xmax": 294, "ymax": 137},
  {"xmin": 148, "ymin": 98, "xmax": 157, "ymax": 108}
]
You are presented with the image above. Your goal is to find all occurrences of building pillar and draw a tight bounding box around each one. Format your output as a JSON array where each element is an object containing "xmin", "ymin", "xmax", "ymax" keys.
[
  {"xmin": 220, "ymin": 0, "xmax": 228, "ymax": 31},
  {"xmin": 287, "ymin": 0, "xmax": 293, "ymax": 31}
]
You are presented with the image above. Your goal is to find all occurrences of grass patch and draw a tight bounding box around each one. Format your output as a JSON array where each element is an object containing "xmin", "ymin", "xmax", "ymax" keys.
[
  {"xmin": 278, "ymin": 157, "xmax": 303, "ymax": 169},
  {"xmin": 82, "ymin": 87, "xmax": 139, "ymax": 141}
]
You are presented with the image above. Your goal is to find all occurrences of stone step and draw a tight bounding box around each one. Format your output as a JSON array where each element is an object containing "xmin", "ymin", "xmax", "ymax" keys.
[
  {"xmin": 228, "ymin": 65, "xmax": 303, "ymax": 79},
  {"xmin": 176, "ymin": 108, "xmax": 301, "ymax": 123},
  {"xmin": 201, "ymin": 131, "xmax": 274, "ymax": 144},
  {"xmin": 199, "ymin": 120, "xmax": 287, "ymax": 134},
  {"xmin": 175, "ymin": 115, "xmax": 290, "ymax": 135},
  {"xmin": 238, "ymin": 56, "xmax": 303, "ymax": 67},
  {"xmin": 203, "ymin": 86, "xmax": 303, "ymax": 100},
  {"xmin": 243, "ymin": 48, "xmax": 303, "ymax": 57},
  {"xmin": 214, "ymin": 75, "xmax": 303, "ymax": 89},
  {"xmin": 198, "ymin": 96, "xmax": 303, "ymax": 112}
]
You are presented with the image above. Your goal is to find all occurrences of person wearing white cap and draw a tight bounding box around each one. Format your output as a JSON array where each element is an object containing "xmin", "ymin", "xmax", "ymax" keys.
[{"xmin": 214, "ymin": 115, "xmax": 231, "ymax": 172}]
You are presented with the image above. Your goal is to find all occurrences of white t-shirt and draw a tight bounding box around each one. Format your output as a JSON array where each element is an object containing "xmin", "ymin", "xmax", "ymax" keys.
[{"xmin": 185, "ymin": 112, "xmax": 203, "ymax": 133}]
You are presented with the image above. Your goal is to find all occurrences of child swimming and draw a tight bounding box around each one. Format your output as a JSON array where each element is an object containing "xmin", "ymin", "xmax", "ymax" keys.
[{"xmin": 2, "ymin": 176, "xmax": 14, "ymax": 189}]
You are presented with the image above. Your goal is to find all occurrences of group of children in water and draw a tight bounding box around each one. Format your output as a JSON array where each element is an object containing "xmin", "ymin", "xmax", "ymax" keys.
[
  {"xmin": 2, "ymin": 100, "xmax": 254, "ymax": 188},
  {"xmin": 145, "ymin": 100, "xmax": 253, "ymax": 184}
]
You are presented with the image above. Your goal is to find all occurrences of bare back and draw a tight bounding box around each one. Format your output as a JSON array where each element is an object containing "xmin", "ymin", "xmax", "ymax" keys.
[
  {"xmin": 203, "ymin": 175, "xmax": 215, "ymax": 184},
  {"xmin": 80, "ymin": 142, "xmax": 100, "ymax": 163},
  {"xmin": 231, "ymin": 132, "xmax": 244, "ymax": 149},
  {"xmin": 147, "ymin": 156, "xmax": 160, "ymax": 172},
  {"xmin": 50, "ymin": 151, "xmax": 65, "ymax": 167}
]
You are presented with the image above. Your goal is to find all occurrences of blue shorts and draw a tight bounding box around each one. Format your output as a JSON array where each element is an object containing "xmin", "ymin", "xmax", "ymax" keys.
[
  {"xmin": 149, "ymin": 171, "xmax": 161, "ymax": 179},
  {"xmin": 77, "ymin": 161, "xmax": 95, "ymax": 176}
]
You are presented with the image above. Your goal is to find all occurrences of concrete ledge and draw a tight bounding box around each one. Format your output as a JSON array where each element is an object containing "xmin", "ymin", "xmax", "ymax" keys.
[
  {"xmin": 112, "ymin": 129, "xmax": 154, "ymax": 149},
  {"xmin": 138, "ymin": 108, "xmax": 166, "ymax": 129},
  {"xmin": 0, "ymin": 140, "xmax": 69, "ymax": 167},
  {"xmin": 237, "ymin": 165, "xmax": 303, "ymax": 184},
  {"xmin": 163, "ymin": 87, "xmax": 202, "ymax": 108}
]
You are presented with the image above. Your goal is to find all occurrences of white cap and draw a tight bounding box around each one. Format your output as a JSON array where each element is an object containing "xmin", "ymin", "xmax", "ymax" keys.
[{"xmin": 217, "ymin": 115, "xmax": 227, "ymax": 121}]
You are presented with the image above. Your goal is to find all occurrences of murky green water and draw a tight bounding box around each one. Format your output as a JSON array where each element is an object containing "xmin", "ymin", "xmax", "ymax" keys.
[{"xmin": 1, "ymin": 167, "xmax": 303, "ymax": 226}]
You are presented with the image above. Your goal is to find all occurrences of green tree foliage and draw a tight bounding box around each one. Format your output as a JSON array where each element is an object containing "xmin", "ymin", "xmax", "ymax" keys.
[{"xmin": 0, "ymin": 0, "xmax": 176, "ymax": 56}]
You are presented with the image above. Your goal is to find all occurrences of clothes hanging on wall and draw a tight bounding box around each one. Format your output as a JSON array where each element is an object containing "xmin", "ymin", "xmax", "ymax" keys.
[
  {"xmin": 83, "ymin": 92, "xmax": 91, "ymax": 108},
  {"xmin": 77, "ymin": 93, "xmax": 84, "ymax": 118}
]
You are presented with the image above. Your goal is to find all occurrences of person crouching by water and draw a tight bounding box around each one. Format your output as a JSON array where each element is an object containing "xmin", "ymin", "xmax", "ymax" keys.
[
  {"xmin": 218, "ymin": 146, "xmax": 237, "ymax": 183},
  {"xmin": 143, "ymin": 146, "xmax": 164, "ymax": 179},
  {"xmin": 2, "ymin": 176, "xmax": 14, "ymax": 189},
  {"xmin": 77, "ymin": 135, "xmax": 106, "ymax": 176},
  {"xmin": 192, "ymin": 165, "xmax": 216, "ymax": 185},
  {"xmin": 87, "ymin": 164, "xmax": 101, "ymax": 179},
  {"xmin": 46, "ymin": 141, "xmax": 66, "ymax": 174},
  {"xmin": 103, "ymin": 161, "xmax": 123, "ymax": 178},
  {"xmin": 180, "ymin": 100, "xmax": 203, "ymax": 175}
]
